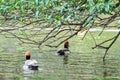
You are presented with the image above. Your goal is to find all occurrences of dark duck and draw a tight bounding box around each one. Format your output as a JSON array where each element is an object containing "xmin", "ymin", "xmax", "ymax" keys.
[{"xmin": 56, "ymin": 41, "xmax": 71, "ymax": 64}]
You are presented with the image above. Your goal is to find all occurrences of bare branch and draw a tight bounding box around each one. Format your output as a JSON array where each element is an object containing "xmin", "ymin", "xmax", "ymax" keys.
[
  {"xmin": 92, "ymin": 31, "xmax": 120, "ymax": 61},
  {"xmin": 99, "ymin": 14, "xmax": 117, "ymax": 36},
  {"xmin": 103, "ymin": 31, "xmax": 120, "ymax": 61}
]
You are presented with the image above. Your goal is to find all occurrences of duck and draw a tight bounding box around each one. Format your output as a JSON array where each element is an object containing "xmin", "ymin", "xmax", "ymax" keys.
[
  {"xmin": 23, "ymin": 51, "xmax": 39, "ymax": 71},
  {"xmin": 56, "ymin": 41, "xmax": 71, "ymax": 64}
]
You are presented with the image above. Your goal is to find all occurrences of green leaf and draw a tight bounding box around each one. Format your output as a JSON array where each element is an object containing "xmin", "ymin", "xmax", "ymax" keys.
[
  {"xmin": 35, "ymin": 10, "xmax": 39, "ymax": 18},
  {"xmin": 65, "ymin": 15, "xmax": 71, "ymax": 21},
  {"xmin": 35, "ymin": 0, "xmax": 39, "ymax": 5},
  {"xmin": 87, "ymin": 0, "xmax": 94, "ymax": 5},
  {"xmin": 87, "ymin": 0, "xmax": 94, "ymax": 3},
  {"xmin": 84, "ymin": 15, "xmax": 94, "ymax": 27},
  {"xmin": 52, "ymin": 1, "xmax": 59, "ymax": 6},
  {"xmin": 56, "ymin": 21, "xmax": 61, "ymax": 27},
  {"xmin": 1, "ymin": 0, "xmax": 5, "ymax": 3},
  {"xmin": 96, "ymin": 3, "xmax": 100, "ymax": 10},
  {"xmin": 45, "ymin": 0, "xmax": 49, "ymax": 5},
  {"xmin": 47, "ymin": 14, "xmax": 52, "ymax": 20},
  {"xmin": 90, "ymin": 6, "xmax": 95, "ymax": 13},
  {"xmin": 105, "ymin": 3, "xmax": 109, "ymax": 12},
  {"xmin": 20, "ymin": 6, "xmax": 24, "ymax": 12},
  {"xmin": 55, "ymin": 15, "xmax": 61, "ymax": 20},
  {"xmin": 20, "ymin": 0, "xmax": 24, "ymax": 2},
  {"xmin": 60, "ymin": 6, "xmax": 64, "ymax": 13}
]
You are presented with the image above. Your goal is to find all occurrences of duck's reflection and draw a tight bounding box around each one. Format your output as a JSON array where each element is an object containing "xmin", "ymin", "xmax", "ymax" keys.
[{"xmin": 23, "ymin": 70, "xmax": 38, "ymax": 80}]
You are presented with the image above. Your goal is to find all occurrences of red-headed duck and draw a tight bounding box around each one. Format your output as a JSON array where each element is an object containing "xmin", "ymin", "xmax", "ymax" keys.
[
  {"xmin": 23, "ymin": 51, "xmax": 39, "ymax": 70},
  {"xmin": 56, "ymin": 41, "xmax": 71, "ymax": 64}
]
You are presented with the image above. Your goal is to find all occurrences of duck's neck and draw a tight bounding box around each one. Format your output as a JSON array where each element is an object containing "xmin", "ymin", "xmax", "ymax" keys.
[
  {"xmin": 26, "ymin": 56, "xmax": 31, "ymax": 60},
  {"xmin": 64, "ymin": 45, "xmax": 69, "ymax": 49}
]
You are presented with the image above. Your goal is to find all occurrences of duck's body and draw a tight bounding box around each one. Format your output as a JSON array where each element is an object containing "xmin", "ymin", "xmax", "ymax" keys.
[
  {"xmin": 56, "ymin": 41, "xmax": 71, "ymax": 64},
  {"xmin": 56, "ymin": 48, "xmax": 70, "ymax": 56},
  {"xmin": 23, "ymin": 59, "xmax": 39, "ymax": 70}
]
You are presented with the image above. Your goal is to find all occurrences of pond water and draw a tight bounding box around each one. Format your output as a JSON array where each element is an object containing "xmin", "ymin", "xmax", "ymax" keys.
[
  {"xmin": 0, "ymin": 32, "xmax": 120, "ymax": 80},
  {"xmin": 1, "ymin": 48, "xmax": 120, "ymax": 80}
]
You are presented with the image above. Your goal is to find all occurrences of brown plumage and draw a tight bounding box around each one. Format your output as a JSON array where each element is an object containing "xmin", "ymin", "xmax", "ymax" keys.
[{"xmin": 56, "ymin": 41, "xmax": 71, "ymax": 64}]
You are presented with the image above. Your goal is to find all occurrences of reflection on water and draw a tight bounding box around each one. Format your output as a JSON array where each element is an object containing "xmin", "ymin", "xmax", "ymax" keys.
[
  {"xmin": 23, "ymin": 69, "xmax": 38, "ymax": 80},
  {"xmin": 103, "ymin": 60, "xmax": 107, "ymax": 79},
  {"xmin": 94, "ymin": 59, "xmax": 120, "ymax": 80}
]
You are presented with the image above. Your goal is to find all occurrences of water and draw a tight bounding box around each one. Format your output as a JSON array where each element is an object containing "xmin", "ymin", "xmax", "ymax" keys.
[
  {"xmin": 0, "ymin": 33, "xmax": 120, "ymax": 80},
  {"xmin": 0, "ymin": 49, "xmax": 120, "ymax": 80}
]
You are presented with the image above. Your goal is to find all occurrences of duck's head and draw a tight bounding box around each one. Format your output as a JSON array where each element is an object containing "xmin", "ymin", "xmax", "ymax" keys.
[
  {"xmin": 64, "ymin": 41, "xmax": 69, "ymax": 48},
  {"xmin": 25, "ymin": 51, "xmax": 31, "ymax": 60}
]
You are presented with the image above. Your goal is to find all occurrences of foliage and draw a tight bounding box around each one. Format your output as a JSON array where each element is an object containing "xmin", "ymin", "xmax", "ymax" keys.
[{"xmin": 0, "ymin": 0, "xmax": 119, "ymax": 24}]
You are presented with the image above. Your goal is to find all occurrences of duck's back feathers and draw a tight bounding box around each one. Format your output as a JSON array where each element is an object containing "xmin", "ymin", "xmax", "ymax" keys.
[{"xmin": 23, "ymin": 60, "xmax": 39, "ymax": 70}]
